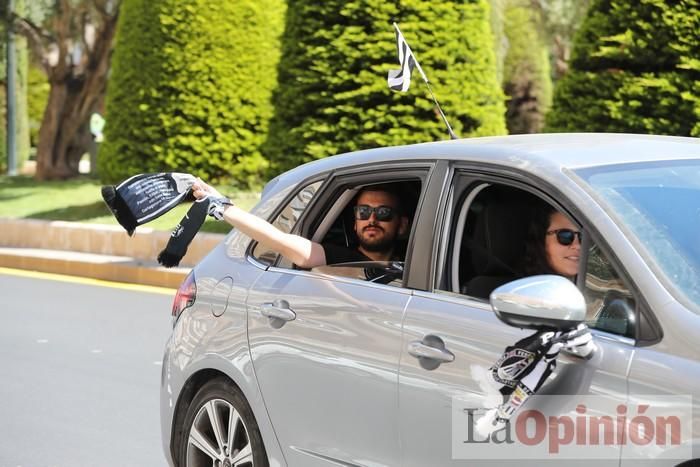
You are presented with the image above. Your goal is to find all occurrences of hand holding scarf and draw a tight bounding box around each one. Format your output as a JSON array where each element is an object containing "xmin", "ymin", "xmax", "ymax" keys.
[{"xmin": 102, "ymin": 172, "xmax": 232, "ymax": 268}]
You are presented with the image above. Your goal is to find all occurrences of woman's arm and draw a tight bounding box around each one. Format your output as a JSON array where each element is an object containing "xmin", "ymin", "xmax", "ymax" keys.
[{"xmin": 192, "ymin": 180, "xmax": 327, "ymax": 268}]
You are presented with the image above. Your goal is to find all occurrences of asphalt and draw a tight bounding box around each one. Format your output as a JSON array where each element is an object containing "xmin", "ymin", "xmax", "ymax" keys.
[
  {"xmin": 0, "ymin": 272, "xmax": 172, "ymax": 466},
  {"xmin": 0, "ymin": 218, "xmax": 226, "ymax": 289}
]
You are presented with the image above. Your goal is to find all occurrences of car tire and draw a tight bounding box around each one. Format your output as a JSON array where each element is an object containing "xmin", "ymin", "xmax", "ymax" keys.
[{"xmin": 177, "ymin": 378, "xmax": 268, "ymax": 467}]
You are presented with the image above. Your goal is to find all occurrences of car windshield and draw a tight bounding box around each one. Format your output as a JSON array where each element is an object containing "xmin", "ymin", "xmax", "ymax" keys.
[{"xmin": 575, "ymin": 159, "xmax": 700, "ymax": 312}]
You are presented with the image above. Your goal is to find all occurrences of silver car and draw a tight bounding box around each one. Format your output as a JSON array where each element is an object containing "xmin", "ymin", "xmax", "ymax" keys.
[{"xmin": 160, "ymin": 133, "xmax": 700, "ymax": 467}]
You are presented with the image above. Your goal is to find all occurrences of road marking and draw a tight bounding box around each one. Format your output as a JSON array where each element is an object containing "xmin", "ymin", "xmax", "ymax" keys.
[
  {"xmin": 0, "ymin": 267, "xmax": 175, "ymax": 295},
  {"xmin": 37, "ymin": 339, "xmax": 48, "ymax": 344}
]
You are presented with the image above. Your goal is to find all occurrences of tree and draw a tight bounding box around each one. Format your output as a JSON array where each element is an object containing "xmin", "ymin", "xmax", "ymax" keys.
[
  {"xmin": 545, "ymin": 0, "xmax": 700, "ymax": 136},
  {"xmin": 502, "ymin": 0, "xmax": 552, "ymax": 133},
  {"xmin": 530, "ymin": 0, "xmax": 593, "ymax": 79},
  {"xmin": 0, "ymin": 0, "xmax": 31, "ymax": 173},
  {"xmin": 99, "ymin": 0, "xmax": 285, "ymax": 188},
  {"xmin": 265, "ymin": 0, "xmax": 506, "ymax": 174},
  {"xmin": 12, "ymin": 0, "xmax": 119, "ymax": 179},
  {"xmin": 487, "ymin": 0, "xmax": 507, "ymax": 83}
]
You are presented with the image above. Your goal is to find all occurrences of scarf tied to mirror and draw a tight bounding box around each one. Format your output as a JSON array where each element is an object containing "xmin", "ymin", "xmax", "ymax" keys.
[
  {"xmin": 101, "ymin": 173, "xmax": 231, "ymax": 267},
  {"xmin": 475, "ymin": 323, "xmax": 594, "ymax": 437}
]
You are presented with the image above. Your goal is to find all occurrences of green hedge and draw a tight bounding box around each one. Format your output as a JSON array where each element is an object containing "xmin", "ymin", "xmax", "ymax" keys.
[
  {"xmin": 546, "ymin": 0, "xmax": 700, "ymax": 136},
  {"xmin": 99, "ymin": 0, "xmax": 285, "ymax": 187},
  {"xmin": 265, "ymin": 0, "xmax": 506, "ymax": 174}
]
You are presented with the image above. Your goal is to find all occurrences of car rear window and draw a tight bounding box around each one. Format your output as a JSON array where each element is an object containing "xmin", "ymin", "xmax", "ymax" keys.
[{"xmin": 252, "ymin": 180, "xmax": 323, "ymax": 265}]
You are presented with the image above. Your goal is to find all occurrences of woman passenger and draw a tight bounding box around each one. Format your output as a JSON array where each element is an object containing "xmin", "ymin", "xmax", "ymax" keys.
[{"xmin": 521, "ymin": 203, "xmax": 582, "ymax": 280}]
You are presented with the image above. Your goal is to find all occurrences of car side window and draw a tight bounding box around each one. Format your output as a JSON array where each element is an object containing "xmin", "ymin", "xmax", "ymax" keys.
[
  {"xmin": 251, "ymin": 181, "xmax": 323, "ymax": 266},
  {"xmin": 437, "ymin": 178, "xmax": 637, "ymax": 339},
  {"xmin": 301, "ymin": 178, "xmax": 423, "ymax": 288},
  {"xmin": 583, "ymin": 244, "xmax": 636, "ymax": 338},
  {"xmin": 437, "ymin": 183, "xmax": 540, "ymax": 299}
]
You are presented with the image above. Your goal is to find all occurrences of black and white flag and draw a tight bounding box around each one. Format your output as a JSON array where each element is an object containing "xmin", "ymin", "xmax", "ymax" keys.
[{"xmin": 387, "ymin": 23, "xmax": 423, "ymax": 92}]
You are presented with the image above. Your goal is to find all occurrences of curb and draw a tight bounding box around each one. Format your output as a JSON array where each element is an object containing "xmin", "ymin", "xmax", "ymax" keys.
[{"xmin": 0, "ymin": 218, "xmax": 226, "ymax": 288}]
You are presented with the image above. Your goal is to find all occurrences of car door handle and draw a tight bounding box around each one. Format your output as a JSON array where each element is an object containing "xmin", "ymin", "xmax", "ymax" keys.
[
  {"xmin": 261, "ymin": 300, "xmax": 296, "ymax": 322},
  {"xmin": 408, "ymin": 342, "xmax": 455, "ymax": 362},
  {"xmin": 408, "ymin": 335, "xmax": 455, "ymax": 365}
]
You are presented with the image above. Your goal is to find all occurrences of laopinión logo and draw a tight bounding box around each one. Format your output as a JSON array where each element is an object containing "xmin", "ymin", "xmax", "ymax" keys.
[{"xmin": 451, "ymin": 395, "xmax": 692, "ymax": 460}]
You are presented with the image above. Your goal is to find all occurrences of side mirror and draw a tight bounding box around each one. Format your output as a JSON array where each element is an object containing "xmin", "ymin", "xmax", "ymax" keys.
[
  {"xmin": 594, "ymin": 290, "xmax": 635, "ymax": 336},
  {"xmin": 490, "ymin": 275, "xmax": 586, "ymax": 331}
]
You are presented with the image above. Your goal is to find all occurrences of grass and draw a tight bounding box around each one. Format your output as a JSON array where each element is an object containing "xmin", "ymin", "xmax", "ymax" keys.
[{"xmin": 0, "ymin": 175, "xmax": 261, "ymax": 234}]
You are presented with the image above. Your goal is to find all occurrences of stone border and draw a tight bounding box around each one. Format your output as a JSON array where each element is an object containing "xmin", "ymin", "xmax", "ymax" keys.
[
  {"xmin": 0, "ymin": 218, "xmax": 227, "ymax": 288},
  {"xmin": 0, "ymin": 247, "xmax": 190, "ymax": 288},
  {"xmin": 0, "ymin": 218, "xmax": 225, "ymax": 267}
]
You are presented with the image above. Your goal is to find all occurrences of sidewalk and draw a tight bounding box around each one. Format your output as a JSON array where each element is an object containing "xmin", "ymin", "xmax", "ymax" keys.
[{"xmin": 0, "ymin": 218, "xmax": 226, "ymax": 288}]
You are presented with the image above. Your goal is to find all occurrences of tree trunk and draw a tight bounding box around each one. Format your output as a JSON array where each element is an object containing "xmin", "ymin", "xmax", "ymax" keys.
[
  {"xmin": 33, "ymin": 10, "xmax": 117, "ymax": 180},
  {"xmin": 34, "ymin": 75, "xmax": 105, "ymax": 179},
  {"xmin": 35, "ymin": 81, "xmax": 71, "ymax": 179}
]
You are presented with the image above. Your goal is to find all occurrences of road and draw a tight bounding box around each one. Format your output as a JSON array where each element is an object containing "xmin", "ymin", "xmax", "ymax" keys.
[{"xmin": 0, "ymin": 270, "xmax": 175, "ymax": 467}]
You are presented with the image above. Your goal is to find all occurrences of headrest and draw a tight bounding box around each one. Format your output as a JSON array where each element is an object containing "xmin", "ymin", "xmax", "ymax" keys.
[{"xmin": 469, "ymin": 195, "xmax": 532, "ymax": 276}]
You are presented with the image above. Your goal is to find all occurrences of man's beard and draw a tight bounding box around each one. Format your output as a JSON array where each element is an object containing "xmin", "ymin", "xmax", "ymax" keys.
[{"xmin": 358, "ymin": 227, "xmax": 395, "ymax": 253}]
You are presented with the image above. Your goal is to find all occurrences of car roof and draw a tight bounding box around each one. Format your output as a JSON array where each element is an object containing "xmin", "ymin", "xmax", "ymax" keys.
[{"xmin": 268, "ymin": 133, "xmax": 700, "ymax": 195}]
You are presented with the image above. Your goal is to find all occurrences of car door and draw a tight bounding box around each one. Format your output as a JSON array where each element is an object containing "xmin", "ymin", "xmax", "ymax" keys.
[
  {"xmin": 397, "ymin": 169, "xmax": 636, "ymax": 466},
  {"xmin": 246, "ymin": 164, "xmax": 436, "ymax": 466},
  {"xmin": 622, "ymin": 328, "xmax": 700, "ymax": 466}
]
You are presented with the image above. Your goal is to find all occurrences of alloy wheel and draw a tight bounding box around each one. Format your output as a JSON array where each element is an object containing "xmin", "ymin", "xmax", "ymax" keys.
[{"xmin": 186, "ymin": 398, "xmax": 254, "ymax": 467}]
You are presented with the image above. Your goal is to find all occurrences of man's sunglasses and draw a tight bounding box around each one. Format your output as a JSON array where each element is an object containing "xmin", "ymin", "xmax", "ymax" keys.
[
  {"xmin": 354, "ymin": 205, "xmax": 396, "ymax": 222},
  {"xmin": 547, "ymin": 229, "xmax": 582, "ymax": 246}
]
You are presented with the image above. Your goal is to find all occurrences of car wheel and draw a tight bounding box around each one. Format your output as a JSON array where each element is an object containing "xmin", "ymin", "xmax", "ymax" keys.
[{"xmin": 177, "ymin": 378, "xmax": 268, "ymax": 467}]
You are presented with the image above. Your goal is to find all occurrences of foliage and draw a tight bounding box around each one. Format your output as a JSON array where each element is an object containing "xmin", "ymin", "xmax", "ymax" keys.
[
  {"xmin": 502, "ymin": 0, "xmax": 552, "ymax": 133},
  {"xmin": 530, "ymin": 0, "xmax": 593, "ymax": 78},
  {"xmin": 0, "ymin": 0, "xmax": 31, "ymax": 171},
  {"xmin": 265, "ymin": 0, "xmax": 506, "ymax": 174},
  {"xmin": 27, "ymin": 63, "xmax": 49, "ymax": 149},
  {"xmin": 546, "ymin": 0, "xmax": 700, "ymax": 136},
  {"xmin": 487, "ymin": 0, "xmax": 507, "ymax": 83},
  {"xmin": 99, "ymin": 0, "xmax": 285, "ymax": 188}
]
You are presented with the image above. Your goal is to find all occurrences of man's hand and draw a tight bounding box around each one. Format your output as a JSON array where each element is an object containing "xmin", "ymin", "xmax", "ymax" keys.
[
  {"xmin": 191, "ymin": 178, "xmax": 224, "ymax": 200},
  {"xmin": 190, "ymin": 179, "xmax": 233, "ymax": 221}
]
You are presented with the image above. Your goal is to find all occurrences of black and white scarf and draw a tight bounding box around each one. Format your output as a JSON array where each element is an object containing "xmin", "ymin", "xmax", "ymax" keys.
[
  {"xmin": 102, "ymin": 172, "xmax": 216, "ymax": 268},
  {"xmin": 476, "ymin": 323, "xmax": 594, "ymax": 436}
]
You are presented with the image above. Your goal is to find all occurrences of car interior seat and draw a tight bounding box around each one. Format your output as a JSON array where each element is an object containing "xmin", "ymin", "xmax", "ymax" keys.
[{"xmin": 461, "ymin": 187, "xmax": 536, "ymax": 299}]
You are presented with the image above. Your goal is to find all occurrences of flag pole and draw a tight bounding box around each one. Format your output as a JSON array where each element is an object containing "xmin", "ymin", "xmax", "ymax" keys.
[
  {"xmin": 392, "ymin": 23, "xmax": 458, "ymax": 140},
  {"xmin": 424, "ymin": 82, "xmax": 458, "ymax": 140}
]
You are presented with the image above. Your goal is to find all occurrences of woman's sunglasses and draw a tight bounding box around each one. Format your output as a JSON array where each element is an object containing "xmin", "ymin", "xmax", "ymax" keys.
[
  {"xmin": 354, "ymin": 205, "xmax": 396, "ymax": 222},
  {"xmin": 547, "ymin": 228, "xmax": 582, "ymax": 246}
]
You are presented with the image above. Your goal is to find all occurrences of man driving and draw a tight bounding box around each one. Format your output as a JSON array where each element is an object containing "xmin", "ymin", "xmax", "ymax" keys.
[{"xmin": 193, "ymin": 181, "xmax": 409, "ymax": 269}]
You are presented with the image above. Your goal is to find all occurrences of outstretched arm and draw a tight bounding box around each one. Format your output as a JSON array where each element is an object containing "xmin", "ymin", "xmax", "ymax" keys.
[{"xmin": 192, "ymin": 180, "xmax": 327, "ymax": 268}]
